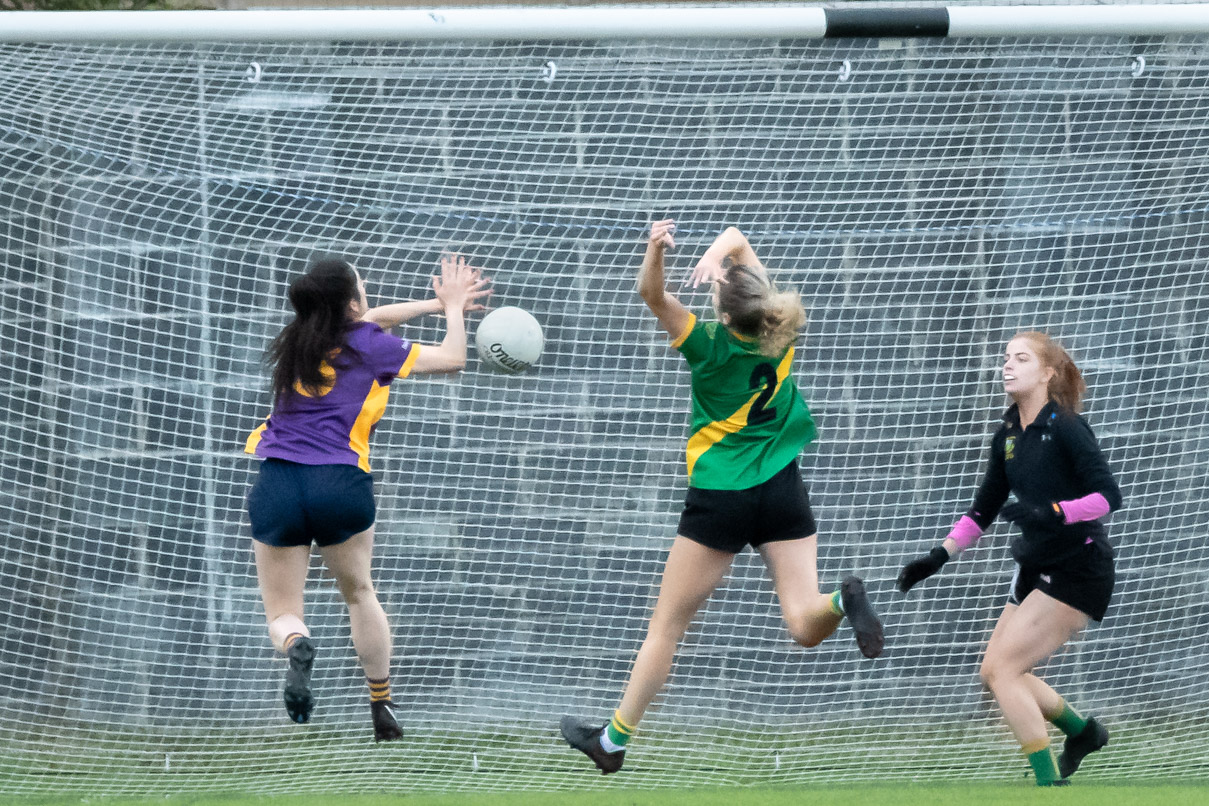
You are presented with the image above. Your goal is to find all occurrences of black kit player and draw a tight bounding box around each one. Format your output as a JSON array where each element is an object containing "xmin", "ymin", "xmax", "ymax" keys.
[{"xmin": 898, "ymin": 331, "xmax": 1121, "ymax": 786}]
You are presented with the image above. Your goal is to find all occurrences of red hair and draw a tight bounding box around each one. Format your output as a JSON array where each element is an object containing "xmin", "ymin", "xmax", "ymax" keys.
[{"xmin": 1012, "ymin": 331, "xmax": 1086, "ymax": 413}]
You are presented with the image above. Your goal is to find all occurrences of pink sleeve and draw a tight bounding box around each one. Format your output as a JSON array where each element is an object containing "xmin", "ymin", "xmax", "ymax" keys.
[
  {"xmin": 947, "ymin": 515, "xmax": 984, "ymax": 551},
  {"xmin": 1058, "ymin": 492, "xmax": 1111, "ymax": 525}
]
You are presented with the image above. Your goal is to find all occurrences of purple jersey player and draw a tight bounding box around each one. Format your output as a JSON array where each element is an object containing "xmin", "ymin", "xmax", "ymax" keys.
[{"xmin": 245, "ymin": 253, "xmax": 489, "ymax": 741}]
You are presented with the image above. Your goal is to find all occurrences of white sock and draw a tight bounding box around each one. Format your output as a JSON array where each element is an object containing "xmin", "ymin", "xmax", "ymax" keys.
[{"xmin": 599, "ymin": 730, "xmax": 626, "ymax": 754}]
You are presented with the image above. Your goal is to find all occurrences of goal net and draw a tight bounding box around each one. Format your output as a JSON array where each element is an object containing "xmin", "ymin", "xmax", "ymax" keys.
[{"xmin": 1, "ymin": 6, "xmax": 1207, "ymax": 797}]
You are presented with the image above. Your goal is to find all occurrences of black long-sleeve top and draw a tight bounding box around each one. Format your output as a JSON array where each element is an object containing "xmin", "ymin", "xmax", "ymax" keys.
[{"xmin": 965, "ymin": 401, "xmax": 1123, "ymax": 569}]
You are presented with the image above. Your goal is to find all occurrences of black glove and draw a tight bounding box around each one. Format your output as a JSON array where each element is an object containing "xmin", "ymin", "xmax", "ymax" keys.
[
  {"xmin": 999, "ymin": 501, "xmax": 1064, "ymax": 529},
  {"xmin": 897, "ymin": 545, "xmax": 950, "ymax": 593}
]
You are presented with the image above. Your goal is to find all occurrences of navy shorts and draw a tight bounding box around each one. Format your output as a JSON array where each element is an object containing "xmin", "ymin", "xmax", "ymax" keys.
[
  {"xmin": 247, "ymin": 458, "xmax": 375, "ymax": 548},
  {"xmin": 677, "ymin": 459, "xmax": 818, "ymax": 554},
  {"xmin": 1008, "ymin": 540, "xmax": 1115, "ymax": 622}
]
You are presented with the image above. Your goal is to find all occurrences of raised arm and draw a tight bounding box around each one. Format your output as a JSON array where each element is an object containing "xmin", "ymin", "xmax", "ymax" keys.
[
  {"xmin": 637, "ymin": 218, "xmax": 692, "ymax": 339},
  {"xmin": 689, "ymin": 226, "xmax": 766, "ymax": 288},
  {"xmin": 361, "ymin": 297, "xmax": 443, "ymax": 329},
  {"xmin": 409, "ymin": 254, "xmax": 491, "ymax": 375},
  {"xmin": 363, "ymin": 259, "xmax": 490, "ymax": 330}
]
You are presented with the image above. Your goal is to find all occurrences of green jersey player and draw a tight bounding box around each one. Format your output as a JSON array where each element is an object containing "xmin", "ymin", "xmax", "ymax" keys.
[{"xmin": 560, "ymin": 220, "xmax": 885, "ymax": 775}]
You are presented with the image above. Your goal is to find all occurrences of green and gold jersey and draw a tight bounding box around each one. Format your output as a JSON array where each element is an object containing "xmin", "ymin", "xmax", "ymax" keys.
[{"xmin": 672, "ymin": 313, "xmax": 817, "ymax": 490}]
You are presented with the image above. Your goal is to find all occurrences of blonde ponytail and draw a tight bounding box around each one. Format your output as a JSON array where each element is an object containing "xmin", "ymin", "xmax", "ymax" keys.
[
  {"xmin": 717, "ymin": 264, "xmax": 807, "ymax": 357},
  {"xmin": 757, "ymin": 290, "xmax": 806, "ymax": 358}
]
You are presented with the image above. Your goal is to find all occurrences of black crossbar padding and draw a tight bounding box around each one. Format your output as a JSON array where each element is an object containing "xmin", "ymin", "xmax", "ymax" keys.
[{"xmin": 824, "ymin": 8, "xmax": 951, "ymax": 38}]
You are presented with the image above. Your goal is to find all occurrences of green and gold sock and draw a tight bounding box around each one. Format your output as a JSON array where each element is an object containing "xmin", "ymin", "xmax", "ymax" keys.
[
  {"xmin": 601, "ymin": 711, "xmax": 635, "ymax": 753},
  {"xmin": 1023, "ymin": 740, "xmax": 1061, "ymax": 786},
  {"xmin": 1049, "ymin": 699, "xmax": 1089, "ymax": 738},
  {"xmin": 828, "ymin": 590, "xmax": 844, "ymax": 616}
]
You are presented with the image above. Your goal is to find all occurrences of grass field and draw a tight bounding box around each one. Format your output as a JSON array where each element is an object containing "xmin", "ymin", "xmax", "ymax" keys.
[
  {"xmin": 8, "ymin": 785, "xmax": 1209, "ymax": 806},
  {"xmin": 4, "ymin": 715, "xmax": 1206, "ymax": 805}
]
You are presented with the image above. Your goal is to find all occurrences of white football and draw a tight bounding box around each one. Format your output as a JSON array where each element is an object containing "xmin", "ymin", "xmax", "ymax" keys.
[{"xmin": 474, "ymin": 306, "xmax": 543, "ymax": 374}]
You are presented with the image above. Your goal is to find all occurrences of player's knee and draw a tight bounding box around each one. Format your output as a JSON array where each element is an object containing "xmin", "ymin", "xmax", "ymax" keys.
[
  {"xmin": 646, "ymin": 623, "xmax": 685, "ymax": 648},
  {"xmin": 644, "ymin": 615, "xmax": 691, "ymax": 651},
  {"xmin": 337, "ymin": 576, "xmax": 377, "ymax": 605},
  {"xmin": 652, "ymin": 602, "xmax": 699, "ymax": 634},
  {"xmin": 979, "ymin": 658, "xmax": 1005, "ymax": 691}
]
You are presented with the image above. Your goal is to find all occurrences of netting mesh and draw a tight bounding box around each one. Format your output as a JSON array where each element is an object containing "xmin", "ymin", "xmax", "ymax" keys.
[{"xmin": 1, "ymin": 28, "xmax": 1208, "ymax": 798}]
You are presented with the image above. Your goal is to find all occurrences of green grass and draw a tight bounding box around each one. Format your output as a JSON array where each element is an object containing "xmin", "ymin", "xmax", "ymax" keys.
[
  {"xmin": 2, "ymin": 715, "xmax": 1206, "ymax": 803},
  {"xmin": 6, "ymin": 785, "xmax": 1209, "ymax": 806}
]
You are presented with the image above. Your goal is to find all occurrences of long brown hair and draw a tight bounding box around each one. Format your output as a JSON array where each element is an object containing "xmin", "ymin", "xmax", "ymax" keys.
[
  {"xmin": 268, "ymin": 257, "xmax": 360, "ymax": 405},
  {"xmin": 1013, "ymin": 330, "xmax": 1086, "ymax": 413},
  {"xmin": 716, "ymin": 263, "xmax": 806, "ymax": 358}
]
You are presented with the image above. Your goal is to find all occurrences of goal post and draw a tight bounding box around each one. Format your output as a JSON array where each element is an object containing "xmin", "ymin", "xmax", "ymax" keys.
[
  {"xmin": 7, "ymin": 5, "xmax": 1209, "ymax": 41},
  {"xmin": 1, "ymin": 4, "xmax": 1207, "ymax": 798}
]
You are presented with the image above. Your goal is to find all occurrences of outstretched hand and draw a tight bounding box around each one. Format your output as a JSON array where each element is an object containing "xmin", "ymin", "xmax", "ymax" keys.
[
  {"xmin": 896, "ymin": 546, "xmax": 951, "ymax": 593},
  {"xmin": 432, "ymin": 253, "xmax": 492, "ymax": 313}
]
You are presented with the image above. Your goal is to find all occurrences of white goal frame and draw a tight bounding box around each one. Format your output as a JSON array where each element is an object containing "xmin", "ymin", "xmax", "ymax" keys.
[
  {"xmin": 4, "ymin": 5, "xmax": 1209, "ymax": 43},
  {"xmin": 2, "ymin": 3, "xmax": 1208, "ymax": 799}
]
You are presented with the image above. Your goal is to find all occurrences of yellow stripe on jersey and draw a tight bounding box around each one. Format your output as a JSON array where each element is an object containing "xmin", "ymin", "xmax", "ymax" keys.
[
  {"xmin": 245, "ymin": 421, "xmax": 267, "ymax": 454},
  {"xmin": 685, "ymin": 345, "xmax": 794, "ymax": 479},
  {"xmin": 670, "ymin": 313, "xmax": 697, "ymax": 349},
  {"xmin": 349, "ymin": 380, "xmax": 391, "ymax": 473},
  {"xmin": 398, "ymin": 343, "xmax": 420, "ymax": 378}
]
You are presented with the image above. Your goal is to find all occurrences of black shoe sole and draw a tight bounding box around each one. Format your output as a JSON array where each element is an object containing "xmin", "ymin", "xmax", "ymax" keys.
[
  {"xmin": 283, "ymin": 638, "xmax": 315, "ymax": 724},
  {"xmin": 374, "ymin": 727, "xmax": 404, "ymax": 742},
  {"xmin": 841, "ymin": 576, "xmax": 885, "ymax": 659}
]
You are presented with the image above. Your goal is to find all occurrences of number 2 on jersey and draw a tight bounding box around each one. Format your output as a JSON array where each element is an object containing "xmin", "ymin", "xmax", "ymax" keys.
[{"xmin": 748, "ymin": 362, "xmax": 778, "ymax": 425}]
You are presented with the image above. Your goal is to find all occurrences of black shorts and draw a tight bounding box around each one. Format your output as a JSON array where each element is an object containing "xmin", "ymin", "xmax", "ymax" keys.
[
  {"xmin": 1008, "ymin": 540, "xmax": 1115, "ymax": 622},
  {"xmin": 677, "ymin": 459, "xmax": 818, "ymax": 554},
  {"xmin": 247, "ymin": 458, "xmax": 376, "ymax": 548}
]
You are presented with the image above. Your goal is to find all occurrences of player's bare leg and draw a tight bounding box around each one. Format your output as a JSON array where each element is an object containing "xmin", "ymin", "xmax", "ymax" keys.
[
  {"xmin": 981, "ymin": 594, "xmax": 1087, "ymax": 785},
  {"xmin": 255, "ymin": 542, "xmax": 316, "ymax": 723},
  {"xmin": 561, "ymin": 537, "xmax": 733, "ymax": 773},
  {"xmin": 761, "ymin": 536, "xmax": 883, "ymax": 658},
  {"xmin": 321, "ymin": 526, "xmax": 402, "ymax": 741},
  {"xmin": 760, "ymin": 535, "xmax": 840, "ymax": 646}
]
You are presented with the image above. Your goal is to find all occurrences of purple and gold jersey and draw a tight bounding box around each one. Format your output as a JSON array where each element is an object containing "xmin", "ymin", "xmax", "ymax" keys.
[{"xmin": 245, "ymin": 321, "xmax": 420, "ymax": 472}]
